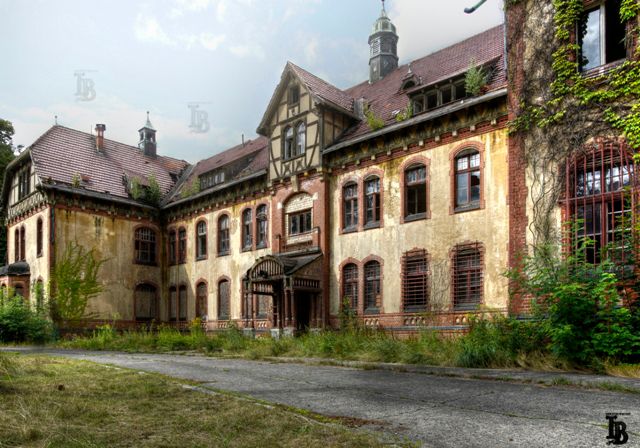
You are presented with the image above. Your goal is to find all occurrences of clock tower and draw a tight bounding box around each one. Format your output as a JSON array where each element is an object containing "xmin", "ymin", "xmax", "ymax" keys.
[{"xmin": 368, "ymin": 0, "xmax": 399, "ymax": 84}]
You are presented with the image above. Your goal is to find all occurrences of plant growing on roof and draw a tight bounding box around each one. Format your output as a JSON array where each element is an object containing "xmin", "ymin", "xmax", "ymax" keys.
[
  {"xmin": 129, "ymin": 177, "xmax": 143, "ymax": 200},
  {"xmin": 180, "ymin": 178, "xmax": 200, "ymax": 199},
  {"xmin": 395, "ymin": 102, "xmax": 414, "ymax": 122},
  {"xmin": 364, "ymin": 105, "xmax": 385, "ymax": 131},
  {"xmin": 465, "ymin": 60, "xmax": 488, "ymax": 97},
  {"xmin": 71, "ymin": 173, "xmax": 81, "ymax": 188},
  {"xmin": 146, "ymin": 174, "xmax": 162, "ymax": 205}
]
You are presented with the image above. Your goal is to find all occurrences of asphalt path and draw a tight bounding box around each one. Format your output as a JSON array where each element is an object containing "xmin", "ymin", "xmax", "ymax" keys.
[{"xmin": 4, "ymin": 348, "xmax": 640, "ymax": 447}]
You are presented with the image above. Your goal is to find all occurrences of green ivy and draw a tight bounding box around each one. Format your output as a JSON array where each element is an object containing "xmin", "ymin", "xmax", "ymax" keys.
[{"xmin": 511, "ymin": 0, "xmax": 640, "ymax": 150}]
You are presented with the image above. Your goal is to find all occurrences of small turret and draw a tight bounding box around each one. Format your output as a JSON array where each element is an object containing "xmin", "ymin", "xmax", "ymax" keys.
[
  {"xmin": 138, "ymin": 111, "xmax": 157, "ymax": 157},
  {"xmin": 369, "ymin": 0, "xmax": 399, "ymax": 83}
]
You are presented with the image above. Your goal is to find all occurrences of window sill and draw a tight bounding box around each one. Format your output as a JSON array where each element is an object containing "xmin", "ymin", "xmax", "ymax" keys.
[
  {"xmin": 256, "ymin": 243, "xmax": 268, "ymax": 250},
  {"xmin": 342, "ymin": 226, "xmax": 358, "ymax": 234},
  {"xmin": 580, "ymin": 59, "xmax": 626, "ymax": 79},
  {"xmin": 283, "ymin": 153, "xmax": 306, "ymax": 162},
  {"xmin": 241, "ymin": 246, "xmax": 252, "ymax": 253},
  {"xmin": 196, "ymin": 256, "xmax": 207, "ymax": 262},
  {"xmin": 134, "ymin": 261, "xmax": 158, "ymax": 267},
  {"xmin": 37, "ymin": 253, "xmax": 43, "ymax": 258},
  {"xmin": 364, "ymin": 307, "xmax": 379, "ymax": 315},
  {"xmin": 403, "ymin": 306, "xmax": 427, "ymax": 314},
  {"xmin": 363, "ymin": 222, "xmax": 381, "ymax": 231},
  {"xmin": 217, "ymin": 252, "xmax": 230, "ymax": 257},
  {"xmin": 403, "ymin": 213, "xmax": 426, "ymax": 223},
  {"xmin": 454, "ymin": 203, "xmax": 481, "ymax": 214}
]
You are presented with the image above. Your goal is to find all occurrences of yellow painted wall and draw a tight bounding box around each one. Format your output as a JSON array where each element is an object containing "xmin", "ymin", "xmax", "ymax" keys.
[
  {"xmin": 167, "ymin": 196, "xmax": 271, "ymax": 322},
  {"xmin": 328, "ymin": 129, "xmax": 510, "ymax": 315},
  {"xmin": 54, "ymin": 208, "xmax": 162, "ymax": 321}
]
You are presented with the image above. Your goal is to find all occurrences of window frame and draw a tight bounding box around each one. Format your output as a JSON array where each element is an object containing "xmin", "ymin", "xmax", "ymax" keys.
[
  {"xmin": 452, "ymin": 243, "xmax": 484, "ymax": 311},
  {"xmin": 342, "ymin": 182, "xmax": 359, "ymax": 232},
  {"xmin": 168, "ymin": 229, "xmax": 177, "ymax": 265},
  {"xmin": 196, "ymin": 281, "xmax": 208, "ymax": 321},
  {"xmin": 217, "ymin": 214, "xmax": 230, "ymax": 256},
  {"xmin": 256, "ymin": 204, "xmax": 269, "ymax": 249},
  {"xmin": 402, "ymin": 249, "xmax": 430, "ymax": 313},
  {"xmin": 14, "ymin": 228, "xmax": 20, "ymax": 263},
  {"xmin": 288, "ymin": 85, "xmax": 300, "ymax": 106},
  {"xmin": 195, "ymin": 220, "xmax": 207, "ymax": 260},
  {"xmin": 241, "ymin": 208, "xmax": 253, "ymax": 251},
  {"xmin": 454, "ymin": 149, "xmax": 482, "ymax": 212},
  {"xmin": 134, "ymin": 227, "xmax": 157, "ymax": 266},
  {"xmin": 134, "ymin": 283, "xmax": 158, "ymax": 322},
  {"xmin": 364, "ymin": 175, "xmax": 382, "ymax": 229},
  {"xmin": 288, "ymin": 209, "xmax": 313, "ymax": 236},
  {"xmin": 283, "ymin": 126, "xmax": 295, "ymax": 160},
  {"xmin": 168, "ymin": 286, "xmax": 178, "ymax": 321},
  {"xmin": 36, "ymin": 217, "xmax": 43, "ymax": 258},
  {"xmin": 577, "ymin": 0, "xmax": 627, "ymax": 72},
  {"xmin": 342, "ymin": 263, "xmax": 359, "ymax": 312},
  {"xmin": 402, "ymin": 160, "xmax": 429, "ymax": 223},
  {"xmin": 178, "ymin": 284, "xmax": 188, "ymax": 322},
  {"xmin": 178, "ymin": 227, "xmax": 187, "ymax": 264},
  {"xmin": 218, "ymin": 278, "xmax": 231, "ymax": 321},
  {"xmin": 364, "ymin": 259, "xmax": 382, "ymax": 314}
]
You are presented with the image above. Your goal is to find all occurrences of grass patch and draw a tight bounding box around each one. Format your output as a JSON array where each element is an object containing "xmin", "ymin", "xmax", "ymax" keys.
[
  {"xmin": 0, "ymin": 354, "xmax": 394, "ymax": 447},
  {"xmin": 605, "ymin": 363, "xmax": 640, "ymax": 379}
]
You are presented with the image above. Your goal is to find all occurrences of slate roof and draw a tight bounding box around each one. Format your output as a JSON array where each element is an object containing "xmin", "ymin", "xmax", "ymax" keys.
[{"xmin": 29, "ymin": 125, "xmax": 188, "ymax": 202}]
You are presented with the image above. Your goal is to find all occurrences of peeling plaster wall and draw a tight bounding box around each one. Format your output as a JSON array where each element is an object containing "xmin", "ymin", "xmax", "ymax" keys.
[
  {"xmin": 54, "ymin": 207, "xmax": 162, "ymax": 321},
  {"xmin": 329, "ymin": 129, "xmax": 510, "ymax": 315}
]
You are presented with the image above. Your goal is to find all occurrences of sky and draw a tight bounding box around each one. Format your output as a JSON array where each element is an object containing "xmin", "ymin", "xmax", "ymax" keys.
[{"xmin": 0, "ymin": 0, "xmax": 504, "ymax": 164}]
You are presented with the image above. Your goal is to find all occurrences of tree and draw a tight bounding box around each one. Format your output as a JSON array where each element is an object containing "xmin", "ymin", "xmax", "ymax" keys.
[{"xmin": 0, "ymin": 119, "xmax": 15, "ymax": 266}]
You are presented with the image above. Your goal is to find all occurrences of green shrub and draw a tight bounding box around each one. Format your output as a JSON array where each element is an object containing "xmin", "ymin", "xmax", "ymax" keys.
[{"xmin": 0, "ymin": 296, "xmax": 53, "ymax": 343}]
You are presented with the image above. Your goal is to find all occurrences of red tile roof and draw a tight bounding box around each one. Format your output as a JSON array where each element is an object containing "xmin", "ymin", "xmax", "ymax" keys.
[
  {"xmin": 165, "ymin": 136, "xmax": 269, "ymax": 204},
  {"xmin": 288, "ymin": 62, "xmax": 355, "ymax": 114},
  {"xmin": 340, "ymin": 25, "xmax": 506, "ymax": 141},
  {"xmin": 30, "ymin": 125, "xmax": 188, "ymax": 202}
]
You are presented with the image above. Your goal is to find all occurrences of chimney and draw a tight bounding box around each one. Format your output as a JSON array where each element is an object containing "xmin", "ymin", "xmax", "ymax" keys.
[{"xmin": 95, "ymin": 124, "xmax": 106, "ymax": 152}]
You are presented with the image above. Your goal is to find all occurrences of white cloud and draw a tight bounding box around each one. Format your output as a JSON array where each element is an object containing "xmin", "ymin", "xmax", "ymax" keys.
[
  {"xmin": 304, "ymin": 37, "xmax": 318, "ymax": 64},
  {"xmin": 199, "ymin": 33, "xmax": 226, "ymax": 51},
  {"xmin": 134, "ymin": 14, "xmax": 176, "ymax": 46},
  {"xmin": 389, "ymin": 0, "xmax": 504, "ymax": 63},
  {"xmin": 229, "ymin": 44, "xmax": 264, "ymax": 59},
  {"xmin": 216, "ymin": 0, "xmax": 227, "ymax": 21}
]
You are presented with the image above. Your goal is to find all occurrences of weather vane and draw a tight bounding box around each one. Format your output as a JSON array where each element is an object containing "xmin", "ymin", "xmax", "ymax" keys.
[{"xmin": 464, "ymin": 0, "xmax": 488, "ymax": 14}]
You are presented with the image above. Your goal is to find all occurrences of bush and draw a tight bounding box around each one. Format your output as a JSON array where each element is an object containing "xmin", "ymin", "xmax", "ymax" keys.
[{"xmin": 0, "ymin": 296, "xmax": 53, "ymax": 343}]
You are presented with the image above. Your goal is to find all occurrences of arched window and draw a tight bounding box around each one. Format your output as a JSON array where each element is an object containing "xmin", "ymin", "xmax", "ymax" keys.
[
  {"xmin": 402, "ymin": 249, "xmax": 429, "ymax": 312},
  {"xmin": 178, "ymin": 227, "xmax": 187, "ymax": 263},
  {"xmin": 218, "ymin": 279, "xmax": 230, "ymax": 320},
  {"xmin": 343, "ymin": 183, "xmax": 358, "ymax": 231},
  {"xmin": 218, "ymin": 215, "xmax": 230, "ymax": 255},
  {"xmin": 169, "ymin": 286, "xmax": 178, "ymax": 321},
  {"xmin": 364, "ymin": 260, "xmax": 381, "ymax": 313},
  {"xmin": 256, "ymin": 205, "xmax": 268, "ymax": 249},
  {"xmin": 364, "ymin": 176, "xmax": 381, "ymax": 227},
  {"xmin": 455, "ymin": 149, "xmax": 481, "ymax": 211},
  {"xmin": 36, "ymin": 218, "xmax": 43, "ymax": 257},
  {"xmin": 196, "ymin": 221, "xmax": 207, "ymax": 260},
  {"xmin": 178, "ymin": 285, "xmax": 188, "ymax": 321},
  {"xmin": 14, "ymin": 228, "xmax": 19, "ymax": 262},
  {"xmin": 452, "ymin": 243, "xmax": 483, "ymax": 310},
  {"xmin": 134, "ymin": 227, "xmax": 157, "ymax": 265},
  {"xmin": 342, "ymin": 263, "xmax": 358, "ymax": 311},
  {"xmin": 284, "ymin": 126, "xmax": 294, "ymax": 159},
  {"xmin": 404, "ymin": 164, "xmax": 427, "ymax": 221},
  {"xmin": 196, "ymin": 282, "xmax": 208, "ymax": 320},
  {"xmin": 135, "ymin": 283, "xmax": 158, "ymax": 321},
  {"xmin": 20, "ymin": 226, "xmax": 25, "ymax": 262},
  {"xmin": 168, "ymin": 229, "xmax": 177, "ymax": 265},
  {"xmin": 296, "ymin": 122, "xmax": 306, "ymax": 156},
  {"xmin": 242, "ymin": 209, "xmax": 253, "ymax": 250}
]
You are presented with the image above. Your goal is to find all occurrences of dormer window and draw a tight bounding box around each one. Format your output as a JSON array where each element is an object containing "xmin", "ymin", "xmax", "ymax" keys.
[
  {"xmin": 288, "ymin": 85, "xmax": 300, "ymax": 106},
  {"xmin": 409, "ymin": 77, "xmax": 467, "ymax": 115},
  {"xmin": 200, "ymin": 170, "xmax": 225, "ymax": 189}
]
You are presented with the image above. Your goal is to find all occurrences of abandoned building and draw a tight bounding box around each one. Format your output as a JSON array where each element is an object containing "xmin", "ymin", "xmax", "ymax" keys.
[{"xmin": 1, "ymin": 1, "xmax": 638, "ymax": 334}]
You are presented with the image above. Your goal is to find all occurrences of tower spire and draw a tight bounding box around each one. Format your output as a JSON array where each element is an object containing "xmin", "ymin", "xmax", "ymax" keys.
[{"xmin": 368, "ymin": 1, "xmax": 398, "ymax": 83}]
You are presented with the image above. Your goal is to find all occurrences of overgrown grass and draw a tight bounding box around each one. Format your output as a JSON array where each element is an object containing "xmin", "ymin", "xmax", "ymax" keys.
[
  {"xmin": 55, "ymin": 317, "xmax": 640, "ymax": 376},
  {"xmin": 0, "ymin": 354, "xmax": 393, "ymax": 447}
]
